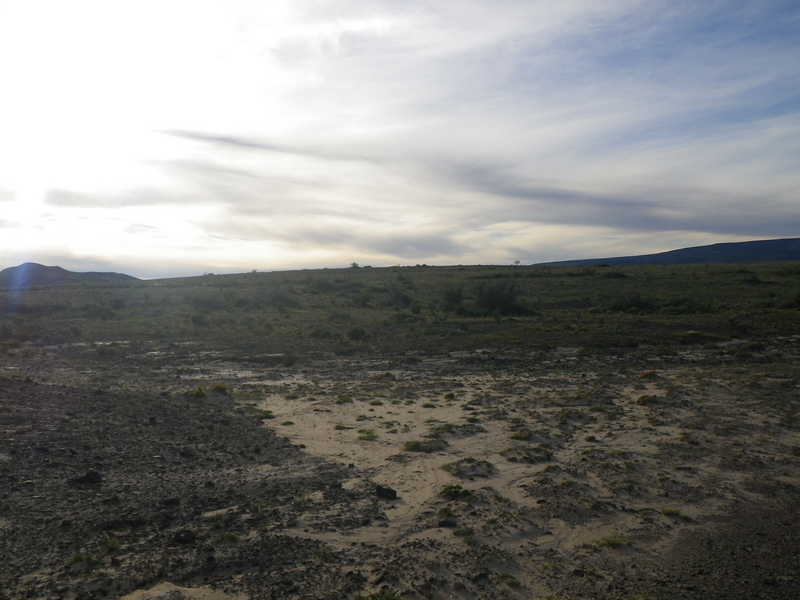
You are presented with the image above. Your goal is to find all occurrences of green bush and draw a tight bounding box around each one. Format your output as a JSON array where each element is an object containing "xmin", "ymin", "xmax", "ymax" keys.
[
  {"xmin": 439, "ymin": 483, "xmax": 473, "ymax": 501},
  {"xmin": 441, "ymin": 285, "xmax": 465, "ymax": 312},
  {"xmin": 474, "ymin": 280, "xmax": 525, "ymax": 315},
  {"xmin": 358, "ymin": 429, "xmax": 378, "ymax": 440},
  {"xmin": 403, "ymin": 439, "xmax": 448, "ymax": 453},
  {"xmin": 347, "ymin": 327, "xmax": 367, "ymax": 341}
]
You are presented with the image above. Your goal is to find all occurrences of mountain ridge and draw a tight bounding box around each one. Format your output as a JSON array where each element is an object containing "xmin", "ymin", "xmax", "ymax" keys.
[
  {"xmin": 0, "ymin": 262, "xmax": 139, "ymax": 287},
  {"xmin": 535, "ymin": 237, "xmax": 800, "ymax": 266}
]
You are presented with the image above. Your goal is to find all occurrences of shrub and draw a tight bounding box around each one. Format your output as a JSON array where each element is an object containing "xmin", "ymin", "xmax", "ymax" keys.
[
  {"xmin": 499, "ymin": 445, "xmax": 553, "ymax": 463},
  {"xmin": 441, "ymin": 457, "xmax": 495, "ymax": 478},
  {"xmin": 594, "ymin": 536, "xmax": 633, "ymax": 548},
  {"xmin": 387, "ymin": 287, "xmax": 412, "ymax": 308},
  {"xmin": 66, "ymin": 553, "xmax": 100, "ymax": 567},
  {"xmin": 426, "ymin": 423, "xmax": 487, "ymax": 438},
  {"xmin": 105, "ymin": 537, "xmax": 121, "ymax": 552},
  {"xmin": 190, "ymin": 314, "xmax": 207, "ymax": 327},
  {"xmin": 347, "ymin": 327, "xmax": 367, "ymax": 341},
  {"xmin": 636, "ymin": 394, "xmax": 660, "ymax": 406},
  {"xmin": 403, "ymin": 439, "xmax": 448, "ymax": 453},
  {"xmin": 191, "ymin": 292, "xmax": 226, "ymax": 311},
  {"xmin": 282, "ymin": 353, "xmax": 299, "ymax": 367},
  {"xmin": 441, "ymin": 285, "xmax": 465, "ymax": 312},
  {"xmin": 439, "ymin": 483, "xmax": 473, "ymax": 501},
  {"xmin": 606, "ymin": 294, "xmax": 655, "ymax": 312},
  {"xmin": 474, "ymin": 280, "xmax": 523, "ymax": 315},
  {"xmin": 358, "ymin": 429, "xmax": 378, "ymax": 440},
  {"xmin": 781, "ymin": 289, "xmax": 800, "ymax": 309}
]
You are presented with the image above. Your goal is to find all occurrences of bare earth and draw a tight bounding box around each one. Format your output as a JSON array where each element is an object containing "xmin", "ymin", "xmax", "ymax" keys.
[{"xmin": 2, "ymin": 337, "xmax": 800, "ymax": 599}]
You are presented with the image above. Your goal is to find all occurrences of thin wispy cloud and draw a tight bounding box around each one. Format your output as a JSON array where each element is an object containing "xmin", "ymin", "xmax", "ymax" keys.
[{"xmin": 1, "ymin": 0, "xmax": 798, "ymax": 277}]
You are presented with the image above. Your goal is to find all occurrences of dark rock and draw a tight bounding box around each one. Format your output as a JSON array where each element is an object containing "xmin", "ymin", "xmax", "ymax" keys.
[
  {"xmin": 471, "ymin": 572, "xmax": 491, "ymax": 584},
  {"xmin": 376, "ymin": 484, "xmax": 398, "ymax": 500},
  {"xmin": 174, "ymin": 529, "xmax": 196, "ymax": 544},
  {"xmin": 70, "ymin": 470, "xmax": 102, "ymax": 485}
]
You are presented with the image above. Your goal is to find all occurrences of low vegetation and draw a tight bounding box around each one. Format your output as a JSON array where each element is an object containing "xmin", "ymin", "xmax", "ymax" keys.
[{"xmin": 1, "ymin": 262, "xmax": 798, "ymax": 356}]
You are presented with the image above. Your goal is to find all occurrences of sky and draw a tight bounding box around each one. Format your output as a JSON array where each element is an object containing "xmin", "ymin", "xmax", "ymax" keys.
[{"xmin": 1, "ymin": 0, "xmax": 798, "ymax": 279}]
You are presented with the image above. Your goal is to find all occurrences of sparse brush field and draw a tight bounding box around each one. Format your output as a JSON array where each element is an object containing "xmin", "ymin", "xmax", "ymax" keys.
[
  {"xmin": 1, "ymin": 263, "xmax": 800, "ymax": 600},
  {"xmin": 2, "ymin": 262, "xmax": 799, "ymax": 356}
]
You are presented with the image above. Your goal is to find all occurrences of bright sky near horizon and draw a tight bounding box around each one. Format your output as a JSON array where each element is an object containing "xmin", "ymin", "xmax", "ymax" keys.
[{"xmin": 1, "ymin": 0, "xmax": 798, "ymax": 278}]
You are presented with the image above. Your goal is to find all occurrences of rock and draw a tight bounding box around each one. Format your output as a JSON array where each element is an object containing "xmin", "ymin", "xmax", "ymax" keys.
[
  {"xmin": 375, "ymin": 484, "xmax": 398, "ymax": 500},
  {"xmin": 173, "ymin": 530, "xmax": 196, "ymax": 545},
  {"xmin": 70, "ymin": 470, "xmax": 102, "ymax": 485},
  {"xmin": 471, "ymin": 572, "xmax": 491, "ymax": 584}
]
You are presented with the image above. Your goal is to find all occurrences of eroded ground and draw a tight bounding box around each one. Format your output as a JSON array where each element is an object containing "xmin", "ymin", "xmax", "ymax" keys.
[{"xmin": 2, "ymin": 337, "xmax": 800, "ymax": 599}]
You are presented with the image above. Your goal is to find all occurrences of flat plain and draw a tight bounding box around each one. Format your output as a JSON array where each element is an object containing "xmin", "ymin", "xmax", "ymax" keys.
[{"xmin": 1, "ymin": 262, "xmax": 799, "ymax": 599}]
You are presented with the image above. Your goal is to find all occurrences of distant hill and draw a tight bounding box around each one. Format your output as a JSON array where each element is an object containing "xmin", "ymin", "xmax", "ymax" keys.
[
  {"xmin": 0, "ymin": 263, "xmax": 139, "ymax": 287},
  {"xmin": 536, "ymin": 238, "xmax": 800, "ymax": 267}
]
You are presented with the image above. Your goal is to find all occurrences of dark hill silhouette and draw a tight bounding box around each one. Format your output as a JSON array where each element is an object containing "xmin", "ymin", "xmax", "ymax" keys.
[
  {"xmin": 0, "ymin": 263, "xmax": 138, "ymax": 287},
  {"xmin": 536, "ymin": 238, "xmax": 800, "ymax": 267}
]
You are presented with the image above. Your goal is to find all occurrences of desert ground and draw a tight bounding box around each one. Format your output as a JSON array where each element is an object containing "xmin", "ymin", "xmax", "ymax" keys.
[{"xmin": 1, "ymin": 263, "xmax": 799, "ymax": 599}]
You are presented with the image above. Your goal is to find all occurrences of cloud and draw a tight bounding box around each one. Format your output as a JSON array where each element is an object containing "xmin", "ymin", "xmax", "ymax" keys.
[
  {"xmin": 163, "ymin": 131, "xmax": 295, "ymax": 154},
  {"xmin": 123, "ymin": 223, "xmax": 161, "ymax": 235},
  {"xmin": 0, "ymin": 1, "xmax": 798, "ymax": 276}
]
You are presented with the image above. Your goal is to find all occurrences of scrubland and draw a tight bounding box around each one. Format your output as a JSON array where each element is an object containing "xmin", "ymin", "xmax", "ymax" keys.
[{"xmin": 2, "ymin": 262, "xmax": 799, "ymax": 599}]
